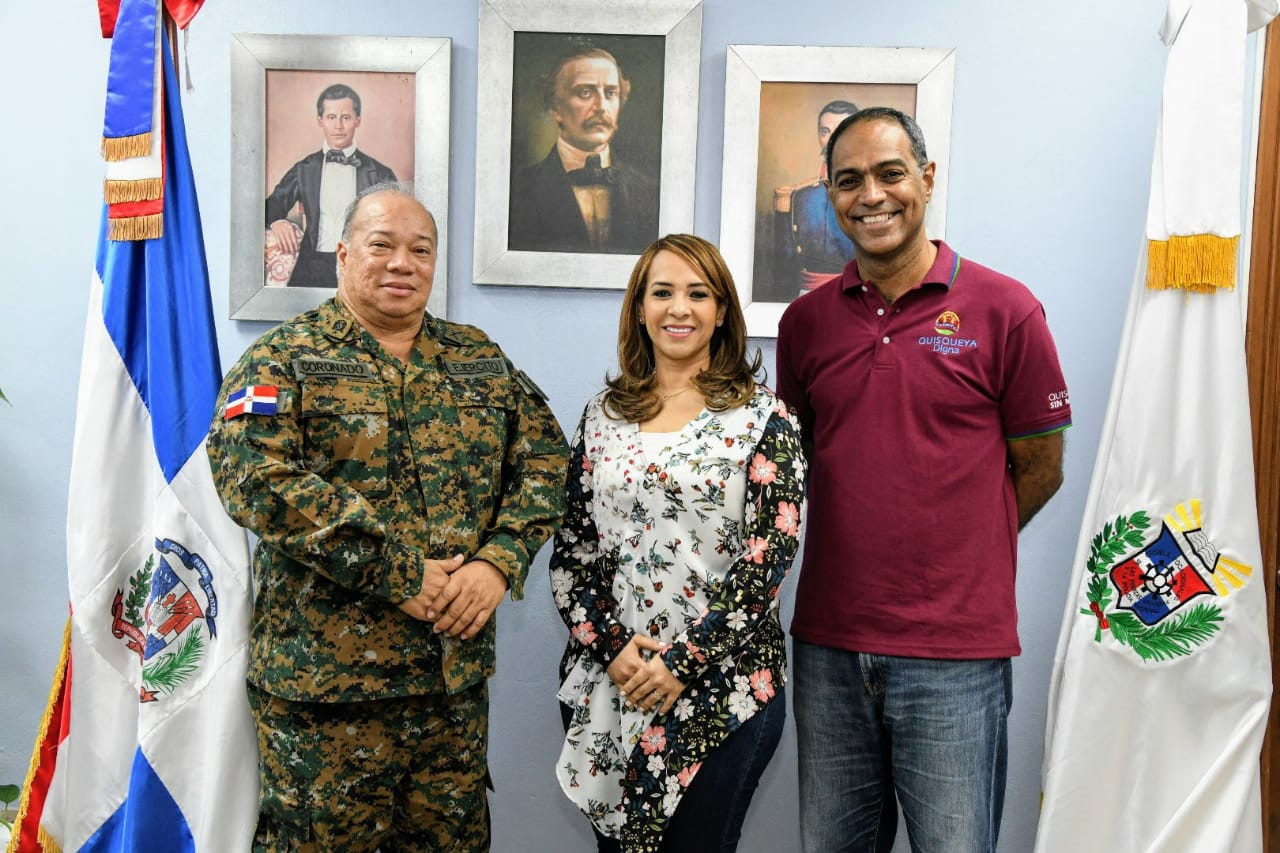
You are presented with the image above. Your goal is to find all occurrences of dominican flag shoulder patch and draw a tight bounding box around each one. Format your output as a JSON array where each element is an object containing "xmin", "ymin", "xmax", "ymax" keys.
[{"xmin": 224, "ymin": 385, "xmax": 279, "ymax": 419}]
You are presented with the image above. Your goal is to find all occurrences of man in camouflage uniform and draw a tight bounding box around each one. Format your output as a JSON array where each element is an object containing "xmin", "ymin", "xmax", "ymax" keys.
[{"xmin": 208, "ymin": 184, "xmax": 568, "ymax": 852}]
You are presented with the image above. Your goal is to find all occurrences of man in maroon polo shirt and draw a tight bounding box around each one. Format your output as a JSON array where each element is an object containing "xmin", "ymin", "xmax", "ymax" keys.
[{"xmin": 776, "ymin": 107, "xmax": 1071, "ymax": 853}]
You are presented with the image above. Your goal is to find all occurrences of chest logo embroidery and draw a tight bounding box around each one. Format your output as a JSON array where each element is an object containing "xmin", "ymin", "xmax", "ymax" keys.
[
  {"xmin": 1078, "ymin": 500, "xmax": 1252, "ymax": 662},
  {"xmin": 917, "ymin": 309, "xmax": 977, "ymax": 356},
  {"xmin": 934, "ymin": 310, "xmax": 961, "ymax": 336}
]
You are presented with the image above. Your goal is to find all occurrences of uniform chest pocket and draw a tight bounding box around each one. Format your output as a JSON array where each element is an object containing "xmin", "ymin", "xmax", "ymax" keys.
[
  {"xmin": 441, "ymin": 380, "xmax": 519, "ymax": 497},
  {"xmin": 299, "ymin": 378, "xmax": 390, "ymax": 497}
]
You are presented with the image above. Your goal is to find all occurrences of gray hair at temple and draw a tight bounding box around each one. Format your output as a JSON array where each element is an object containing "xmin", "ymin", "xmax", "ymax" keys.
[
  {"xmin": 339, "ymin": 182, "xmax": 436, "ymax": 243},
  {"xmin": 824, "ymin": 106, "xmax": 930, "ymax": 178}
]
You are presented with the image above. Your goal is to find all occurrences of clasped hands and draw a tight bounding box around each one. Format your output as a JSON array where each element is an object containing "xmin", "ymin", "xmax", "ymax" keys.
[
  {"xmin": 397, "ymin": 554, "xmax": 507, "ymax": 641},
  {"xmin": 606, "ymin": 634, "xmax": 687, "ymax": 716}
]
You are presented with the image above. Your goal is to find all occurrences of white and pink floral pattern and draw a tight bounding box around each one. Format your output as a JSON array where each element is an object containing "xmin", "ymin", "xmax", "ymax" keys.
[{"xmin": 552, "ymin": 387, "xmax": 806, "ymax": 851}]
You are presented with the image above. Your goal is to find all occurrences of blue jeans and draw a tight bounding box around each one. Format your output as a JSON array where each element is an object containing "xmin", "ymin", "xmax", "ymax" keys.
[
  {"xmin": 561, "ymin": 687, "xmax": 786, "ymax": 853},
  {"xmin": 794, "ymin": 643, "xmax": 1012, "ymax": 853}
]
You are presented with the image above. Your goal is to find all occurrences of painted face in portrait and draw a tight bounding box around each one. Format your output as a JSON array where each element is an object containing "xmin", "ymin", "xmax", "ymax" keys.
[
  {"xmin": 550, "ymin": 56, "xmax": 623, "ymax": 154},
  {"xmin": 336, "ymin": 192, "xmax": 437, "ymax": 335},
  {"xmin": 817, "ymin": 110, "xmax": 844, "ymax": 158},
  {"xmin": 826, "ymin": 118, "xmax": 935, "ymax": 263},
  {"xmin": 641, "ymin": 250, "xmax": 726, "ymax": 371},
  {"xmin": 318, "ymin": 97, "xmax": 362, "ymax": 150}
]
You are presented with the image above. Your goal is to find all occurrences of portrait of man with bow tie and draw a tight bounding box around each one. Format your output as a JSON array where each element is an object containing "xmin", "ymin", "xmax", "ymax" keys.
[
  {"xmin": 507, "ymin": 41, "xmax": 660, "ymax": 255},
  {"xmin": 265, "ymin": 82, "xmax": 401, "ymax": 288}
]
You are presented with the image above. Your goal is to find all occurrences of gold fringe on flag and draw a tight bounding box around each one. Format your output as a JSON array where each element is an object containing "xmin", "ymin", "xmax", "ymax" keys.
[
  {"xmin": 103, "ymin": 177, "xmax": 163, "ymax": 204},
  {"xmin": 1146, "ymin": 233, "xmax": 1239, "ymax": 292},
  {"xmin": 8, "ymin": 619, "xmax": 70, "ymax": 853},
  {"xmin": 101, "ymin": 131, "xmax": 152, "ymax": 162},
  {"xmin": 109, "ymin": 213, "xmax": 163, "ymax": 242},
  {"xmin": 36, "ymin": 826, "xmax": 64, "ymax": 853}
]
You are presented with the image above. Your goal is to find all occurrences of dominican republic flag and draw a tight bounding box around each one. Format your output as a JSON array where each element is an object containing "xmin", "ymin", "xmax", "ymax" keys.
[
  {"xmin": 9, "ymin": 21, "xmax": 257, "ymax": 853},
  {"xmin": 1036, "ymin": 2, "xmax": 1273, "ymax": 851},
  {"xmin": 224, "ymin": 385, "xmax": 279, "ymax": 420}
]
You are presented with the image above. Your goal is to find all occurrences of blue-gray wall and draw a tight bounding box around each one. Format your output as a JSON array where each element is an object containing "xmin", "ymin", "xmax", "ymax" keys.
[{"xmin": 0, "ymin": 2, "xmax": 1259, "ymax": 851}]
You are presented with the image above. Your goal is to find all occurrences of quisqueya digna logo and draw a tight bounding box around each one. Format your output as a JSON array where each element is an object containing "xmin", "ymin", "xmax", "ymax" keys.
[
  {"xmin": 934, "ymin": 310, "xmax": 960, "ymax": 336},
  {"xmin": 1079, "ymin": 500, "xmax": 1252, "ymax": 662},
  {"xmin": 110, "ymin": 537, "xmax": 219, "ymax": 702}
]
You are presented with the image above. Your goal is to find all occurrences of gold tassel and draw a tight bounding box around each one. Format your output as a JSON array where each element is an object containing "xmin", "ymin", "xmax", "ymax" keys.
[
  {"xmin": 103, "ymin": 177, "xmax": 163, "ymax": 204},
  {"xmin": 36, "ymin": 825, "xmax": 64, "ymax": 853},
  {"xmin": 108, "ymin": 213, "xmax": 164, "ymax": 242},
  {"xmin": 101, "ymin": 131, "xmax": 153, "ymax": 162},
  {"xmin": 7, "ymin": 620, "xmax": 70, "ymax": 853},
  {"xmin": 1146, "ymin": 234, "xmax": 1239, "ymax": 292}
]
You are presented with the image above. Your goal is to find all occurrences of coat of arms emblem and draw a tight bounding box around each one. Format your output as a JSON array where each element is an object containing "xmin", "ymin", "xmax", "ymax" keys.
[
  {"xmin": 111, "ymin": 537, "xmax": 219, "ymax": 701},
  {"xmin": 1079, "ymin": 500, "xmax": 1253, "ymax": 662}
]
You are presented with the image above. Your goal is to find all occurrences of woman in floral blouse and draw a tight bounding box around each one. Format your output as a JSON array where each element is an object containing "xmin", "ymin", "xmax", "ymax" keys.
[{"xmin": 550, "ymin": 233, "xmax": 807, "ymax": 852}]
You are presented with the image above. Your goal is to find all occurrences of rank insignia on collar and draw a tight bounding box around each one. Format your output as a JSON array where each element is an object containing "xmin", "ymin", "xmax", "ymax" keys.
[{"xmin": 224, "ymin": 385, "xmax": 279, "ymax": 419}]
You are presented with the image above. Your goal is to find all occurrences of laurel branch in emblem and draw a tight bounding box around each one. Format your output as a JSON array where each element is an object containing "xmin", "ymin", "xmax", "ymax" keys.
[
  {"xmin": 110, "ymin": 538, "xmax": 218, "ymax": 701},
  {"xmin": 1079, "ymin": 500, "xmax": 1253, "ymax": 662}
]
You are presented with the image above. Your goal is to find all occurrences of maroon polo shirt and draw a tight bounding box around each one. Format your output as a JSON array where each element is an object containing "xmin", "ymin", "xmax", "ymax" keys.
[{"xmin": 776, "ymin": 241, "xmax": 1071, "ymax": 659}]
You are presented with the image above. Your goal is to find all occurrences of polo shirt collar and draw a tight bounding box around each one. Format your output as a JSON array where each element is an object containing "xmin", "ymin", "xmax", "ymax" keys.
[{"xmin": 841, "ymin": 240, "xmax": 961, "ymax": 296}]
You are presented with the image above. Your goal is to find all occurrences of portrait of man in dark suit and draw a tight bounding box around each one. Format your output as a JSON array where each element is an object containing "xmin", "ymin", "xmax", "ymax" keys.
[
  {"xmin": 508, "ymin": 44, "xmax": 660, "ymax": 255},
  {"xmin": 265, "ymin": 83, "xmax": 398, "ymax": 288}
]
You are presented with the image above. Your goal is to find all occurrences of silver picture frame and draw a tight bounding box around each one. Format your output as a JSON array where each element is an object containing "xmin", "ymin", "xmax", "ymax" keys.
[
  {"xmin": 472, "ymin": 0, "xmax": 702, "ymax": 290},
  {"xmin": 719, "ymin": 45, "xmax": 957, "ymax": 338},
  {"xmin": 229, "ymin": 33, "xmax": 451, "ymax": 321}
]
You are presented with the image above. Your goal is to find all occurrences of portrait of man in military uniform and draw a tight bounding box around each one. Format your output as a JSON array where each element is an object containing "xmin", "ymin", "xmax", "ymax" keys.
[
  {"xmin": 749, "ymin": 81, "xmax": 917, "ymax": 304},
  {"xmin": 262, "ymin": 70, "xmax": 416, "ymax": 289},
  {"xmin": 506, "ymin": 32, "xmax": 665, "ymax": 255}
]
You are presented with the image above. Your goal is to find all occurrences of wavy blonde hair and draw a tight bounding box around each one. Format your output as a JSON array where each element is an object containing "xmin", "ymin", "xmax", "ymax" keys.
[{"xmin": 603, "ymin": 234, "xmax": 761, "ymax": 422}]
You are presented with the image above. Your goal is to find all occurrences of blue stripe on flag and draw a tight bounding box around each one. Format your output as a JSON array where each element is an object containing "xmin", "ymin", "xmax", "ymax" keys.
[
  {"xmin": 96, "ymin": 30, "xmax": 222, "ymax": 483},
  {"xmin": 79, "ymin": 749, "xmax": 195, "ymax": 853},
  {"xmin": 102, "ymin": 0, "xmax": 158, "ymax": 141}
]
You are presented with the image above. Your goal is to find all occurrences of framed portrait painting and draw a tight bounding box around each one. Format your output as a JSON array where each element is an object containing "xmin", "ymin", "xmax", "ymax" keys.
[
  {"xmin": 229, "ymin": 34, "xmax": 451, "ymax": 321},
  {"xmin": 472, "ymin": 0, "xmax": 702, "ymax": 289},
  {"xmin": 719, "ymin": 45, "xmax": 957, "ymax": 337}
]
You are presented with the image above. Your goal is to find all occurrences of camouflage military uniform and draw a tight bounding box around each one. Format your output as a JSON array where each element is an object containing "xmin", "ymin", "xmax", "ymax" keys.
[{"xmin": 207, "ymin": 297, "xmax": 568, "ymax": 851}]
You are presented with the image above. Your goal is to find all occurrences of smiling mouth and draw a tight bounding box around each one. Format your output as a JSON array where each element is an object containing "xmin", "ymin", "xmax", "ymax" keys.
[
  {"xmin": 662, "ymin": 325, "xmax": 694, "ymax": 336},
  {"xmin": 857, "ymin": 212, "xmax": 897, "ymax": 224}
]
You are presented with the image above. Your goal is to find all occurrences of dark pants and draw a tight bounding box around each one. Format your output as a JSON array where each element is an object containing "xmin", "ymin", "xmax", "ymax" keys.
[
  {"xmin": 561, "ymin": 687, "xmax": 786, "ymax": 853},
  {"xmin": 248, "ymin": 682, "xmax": 490, "ymax": 853}
]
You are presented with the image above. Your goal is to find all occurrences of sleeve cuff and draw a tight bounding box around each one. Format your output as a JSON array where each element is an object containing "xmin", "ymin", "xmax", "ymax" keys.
[
  {"xmin": 376, "ymin": 541, "xmax": 425, "ymax": 603},
  {"xmin": 475, "ymin": 534, "xmax": 526, "ymax": 600}
]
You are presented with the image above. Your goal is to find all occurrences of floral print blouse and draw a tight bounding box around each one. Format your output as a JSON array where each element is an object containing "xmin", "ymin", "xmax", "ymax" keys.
[{"xmin": 551, "ymin": 386, "xmax": 807, "ymax": 852}]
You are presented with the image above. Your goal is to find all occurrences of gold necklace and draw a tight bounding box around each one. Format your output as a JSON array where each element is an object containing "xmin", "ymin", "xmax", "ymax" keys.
[{"xmin": 659, "ymin": 386, "xmax": 694, "ymax": 402}]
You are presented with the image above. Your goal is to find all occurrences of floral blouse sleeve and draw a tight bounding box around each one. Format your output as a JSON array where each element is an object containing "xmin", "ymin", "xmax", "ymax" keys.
[
  {"xmin": 659, "ymin": 408, "xmax": 807, "ymax": 684},
  {"xmin": 549, "ymin": 412, "xmax": 635, "ymax": 667}
]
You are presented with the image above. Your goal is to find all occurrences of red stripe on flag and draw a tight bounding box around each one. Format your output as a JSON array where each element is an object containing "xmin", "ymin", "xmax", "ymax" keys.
[{"xmin": 11, "ymin": 617, "xmax": 72, "ymax": 851}]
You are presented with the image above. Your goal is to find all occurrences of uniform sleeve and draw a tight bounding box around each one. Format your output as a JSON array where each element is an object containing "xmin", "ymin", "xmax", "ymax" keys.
[
  {"xmin": 1001, "ymin": 305, "xmax": 1072, "ymax": 439},
  {"xmin": 548, "ymin": 413, "xmax": 635, "ymax": 668},
  {"xmin": 660, "ymin": 408, "xmax": 808, "ymax": 683},
  {"xmin": 206, "ymin": 343, "xmax": 428, "ymax": 605},
  {"xmin": 471, "ymin": 365, "xmax": 570, "ymax": 600}
]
